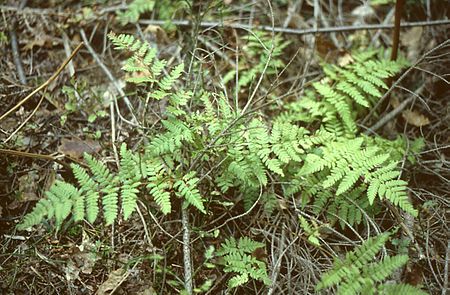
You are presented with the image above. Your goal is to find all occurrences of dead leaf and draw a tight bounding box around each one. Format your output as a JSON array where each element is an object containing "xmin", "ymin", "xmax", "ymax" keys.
[
  {"xmin": 137, "ymin": 287, "xmax": 157, "ymax": 295},
  {"xmin": 72, "ymin": 231, "xmax": 99, "ymax": 275},
  {"xmin": 17, "ymin": 170, "xmax": 40, "ymax": 202},
  {"xmin": 23, "ymin": 33, "xmax": 56, "ymax": 51},
  {"xmin": 64, "ymin": 260, "xmax": 80, "ymax": 282},
  {"xmin": 402, "ymin": 110, "xmax": 430, "ymax": 127},
  {"xmin": 144, "ymin": 25, "xmax": 170, "ymax": 44},
  {"xmin": 58, "ymin": 138, "xmax": 101, "ymax": 159},
  {"xmin": 337, "ymin": 53, "xmax": 355, "ymax": 67},
  {"xmin": 351, "ymin": 4, "xmax": 375, "ymax": 18},
  {"xmin": 96, "ymin": 268, "xmax": 127, "ymax": 295},
  {"xmin": 401, "ymin": 27, "xmax": 423, "ymax": 60}
]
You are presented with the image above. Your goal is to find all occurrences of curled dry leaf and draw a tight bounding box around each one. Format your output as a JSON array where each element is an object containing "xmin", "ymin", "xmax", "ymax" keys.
[
  {"xmin": 17, "ymin": 170, "xmax": 40, "ymax": 202},
  {"xmin": 402, "ymin": 109, "xmax": 430, "ymax": 127},
  {"xmin": 96, "ymin": 268, "xmax": 127, "ymax": 295},
  {"xmin": 390, "ymin": 96, "xmax": 430, "ymax": 127},
  {"xmin": 401, "ymin": 27, "xmax": 423, "ymax": 60}
]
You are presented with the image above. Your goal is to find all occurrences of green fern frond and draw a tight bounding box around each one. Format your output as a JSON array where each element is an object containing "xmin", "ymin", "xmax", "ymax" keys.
[
  {"xmin": 72, "ymin": 164, "xmax": 100, "ymax": 223},
  {"xmin": 119, "ymin": 144, "xmax": 142, "ymax": 220},
  {"xmin": 17, "ymin": 181, "xmax": 78, "ymax": 230},
  {"xmin": 271, "ymin": 121, "xmax": 306, "ymax": 163},
  {"xmin": 116, "ymin": 0, "xmax": 155, "ymax": 25},
  {"xmin": 365, "ymin": 255, "xmax": 409, "ymax": 282},
  {"xmin": 283, "ymin": 50, "xmax": 405, "ymax": 137},
  {"xmin": 317, "ymin": 232, "xmax": 425, "ymax": 294},
  {"xmin": 18, "ymin": 145, "xmax": 149, "ymax": 229},
  {"xmin": 297, "ymin": 137, "xmax": 417, "ymax": 217},
  {"xmin": 217, "ymin": 237, "xmax": 270, "ymax": 288}
]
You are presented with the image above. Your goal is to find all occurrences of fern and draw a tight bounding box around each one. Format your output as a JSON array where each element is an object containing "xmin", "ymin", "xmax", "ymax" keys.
[
  {"xmin": 108, "ymin": 32, "xmax": 185, "ymax": 98},
  {"xmin": 216, "ymin": 237, "xmax": 271, "ymax": 288},
  {"xmin": 283, "ymin": 51, "xmax": 407, "ymax": 137},
  {"xmin": 71, "ymin": 163, "xmax": 100, "ymax": 223},
  {"xmin": 316, "ymin": 232, "xmax": 427, "ymax": 295},
  {"xmin": 145, "ymin": 159, "xmax": 172, "ymax": 214},
  {"xmin": 299, "ymin": 138, "xmax": 418, "ymax": 217},
  {"xmin": 116, "ymin": 0, "xmax": 155, "ymax": 25}
]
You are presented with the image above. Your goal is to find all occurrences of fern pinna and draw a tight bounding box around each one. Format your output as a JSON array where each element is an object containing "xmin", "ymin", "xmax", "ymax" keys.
[{"xmin": 316, "ymin": 232, "xmax": 427, "ymax": 295}]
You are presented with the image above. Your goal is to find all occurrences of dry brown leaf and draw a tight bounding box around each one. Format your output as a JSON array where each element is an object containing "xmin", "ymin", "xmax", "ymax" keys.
[
  {"xmin": 137, "ymin": 286, "xmax": 157, "ymax": 295},
  {"xmin": 58, "ymin": 138, "xmax": 101, "ymax": 159},
  {"xmin": 24, "ymin": 34, "xmax": 55, "ymax": 51},
  {"xmin": 401, "ymin": 27, "xmax": 423, "ymax": 60},
  {"xmin": 96, "ymin": 268, "xmax": 127, "ymax": 295},
  {"xmin": 338, "ymin": 53, "xmax": 355, "ymax": 67},
  {"xmin": 17, "ymin": 170, "xmax": 40, "ymax": 202},
  {"xmin": 402, "ymin": 109, "xmax": 430, "ymax": 127},
  {"xmin": 144, "ymin": 25, "xmax": 170, "ymax": 44}
]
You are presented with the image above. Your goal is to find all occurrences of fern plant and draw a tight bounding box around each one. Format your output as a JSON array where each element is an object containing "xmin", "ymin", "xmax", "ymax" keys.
[
  {"xmin": 216, "ymin": 237, "xmax": 271, "ymax": 288},
  {"xmin": 316, "ymin": 232, "xmax": 427, "ymax": 295},
  {"xmin": 15, "ymin": 31, "xmax": 427, "ymax": 295},
  {"xmin": 18, "ymin": 33, "xmax": 418, "ymax": 233}
]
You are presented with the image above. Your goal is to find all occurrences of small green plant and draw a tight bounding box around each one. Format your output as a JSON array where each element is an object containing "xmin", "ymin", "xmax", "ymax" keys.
[
  {"xmin": 0, "ymin": 31, "xmax": 7, "ymax": 45},
  {"xmin": 299, "ymin": 215, "xmax": 321, "ymax": 246},
  {"xmin": 216, "ymin": 237, "xmax": 270, "ymax": 288},
  {"xmin": 316, "ymin": 232, "xmax": 427, "ymax": 295}
]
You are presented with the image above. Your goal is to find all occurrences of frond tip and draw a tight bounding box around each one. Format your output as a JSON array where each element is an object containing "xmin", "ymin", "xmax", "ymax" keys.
[{"xmin": 217, "ymin": 237, "xmax": 271, "ymax": 288}]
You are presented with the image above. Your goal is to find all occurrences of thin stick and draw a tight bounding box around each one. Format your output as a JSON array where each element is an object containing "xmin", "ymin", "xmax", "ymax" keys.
[
  {"xmin": 9, "ymin": 29, "xmax": 27, "ymax": 85},
  {"xmin": 139, "ymin": 19, "xmax": 450, "ymax": 36},
  {"xmin": 443, "ymin": 240, "xmax": 449, "ymax": 295},
  {"xmin": 0, "ymin": 148, "xmax": 70, "ymax": 169},
  {"xmin": 4, "ymin": 92, "xmax": 45, "ymax": 143},
  {"xmin": 0, "ymin": 42, "xmax": 84, "ymax": 122}
]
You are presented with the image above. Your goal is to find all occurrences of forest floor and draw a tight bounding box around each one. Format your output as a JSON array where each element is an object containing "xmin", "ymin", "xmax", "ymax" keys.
[{"xmin": 0, "ymin": 0, "xmax": 449, "ymax": 294}]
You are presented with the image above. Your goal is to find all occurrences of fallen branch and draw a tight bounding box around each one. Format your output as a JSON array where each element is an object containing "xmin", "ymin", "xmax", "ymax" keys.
[{"xmin": 139, "ymin": 19, "xmax": 450, "ymax": 36}]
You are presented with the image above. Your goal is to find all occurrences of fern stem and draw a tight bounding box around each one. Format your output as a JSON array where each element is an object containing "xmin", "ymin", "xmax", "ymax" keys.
[{"xmin": 182, "ymin": 207, "xmax": 193, "ymax": 295}]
